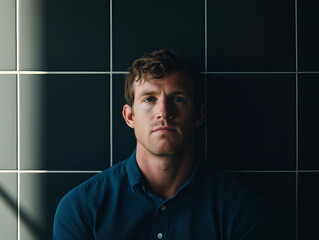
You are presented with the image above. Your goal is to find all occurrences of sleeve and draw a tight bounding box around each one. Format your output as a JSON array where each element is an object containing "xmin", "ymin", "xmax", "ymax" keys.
[
  {"xmin": 231, "ymin": 192, "xmax": 284, "ymax": 240},
  {"xmin": 53, "ymin": 186, "xmax": 94, "ymax": 240}
]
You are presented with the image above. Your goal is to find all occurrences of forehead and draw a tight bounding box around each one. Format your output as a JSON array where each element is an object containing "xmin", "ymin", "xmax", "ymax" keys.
[{"xmin": 134, "ymin": 71, "xmax": 194, "ymax": 95}]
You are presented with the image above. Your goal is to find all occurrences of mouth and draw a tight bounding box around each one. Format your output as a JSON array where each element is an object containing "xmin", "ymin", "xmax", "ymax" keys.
[{"xmin": 152, "ymin": 126, "xmax": 177, "ymax": 133}]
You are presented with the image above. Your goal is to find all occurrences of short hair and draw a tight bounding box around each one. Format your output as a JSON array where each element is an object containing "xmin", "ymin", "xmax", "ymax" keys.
[{"xmin": 124, "ymin": 49, "xmax": 205, "ymax": 112}]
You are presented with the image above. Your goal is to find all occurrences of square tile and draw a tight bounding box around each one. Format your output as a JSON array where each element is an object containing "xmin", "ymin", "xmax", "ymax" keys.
[
  {"xmin": 20, "ymin": 173, "xmax": 95, "ymax": 240},
  {"xmin": 20, "ymin": 74, "xmax": 110, "ymax": 170},
  {"xmin": 230, "ymin": 172, "xmax": 295, "ymax": 240},
  {"xmin": 113, "ymin": 0, "xmax": 205, "ymax": 71},
  {"xmin": 0, "ymin": 173, "xmax": 17, "ymax": 239},
  {"xmin": 298, "ymin": 173, "xmax": 319, "ymax": 239},
  {"xmin": 112, "ymin": 75, "xmax": 137, "ymax": 164},
  {"xmin": 298, "ymin": 0, "xmax": 319, "ymax": 71},
  {"xmin": 299, "ymin": 74, "xmax": 319, "ymax": 169},
  {"xmin": 207, "ymin": 0, "xmax": 295, "ymax": 71},
  {"xmin": 207, "ymin": 74, "xmax": 295, "ymax": 170},
  {"xmin": 0, "ymin": 75, "xmax": 16, "ymax": 169},
  {"xmin": 0, "ymin": 0, "xmax": 15, "ymax": 70},
  {"xmin": 19, "ymin": 0, "xmax": 109, "ymax": 71}
]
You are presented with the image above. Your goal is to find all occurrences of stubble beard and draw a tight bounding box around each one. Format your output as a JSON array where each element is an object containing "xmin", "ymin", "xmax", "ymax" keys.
[{"xmin": 140, "ymin": 132, "xmax": 193, "ymax": 157}]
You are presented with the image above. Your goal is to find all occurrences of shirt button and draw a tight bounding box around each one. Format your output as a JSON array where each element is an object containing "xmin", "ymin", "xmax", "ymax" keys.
[
  {"xmin": 157, "ymin": 233, "xmax": 163, "ymax": 239},
  {"xmin": 160, "ymin": 205, "xmax": 166, "ymax": 211}
]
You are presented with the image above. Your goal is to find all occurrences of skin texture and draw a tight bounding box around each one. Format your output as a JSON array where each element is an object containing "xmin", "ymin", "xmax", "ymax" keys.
[{"xmin": 122, "ymin": 71, "xmax": 205, "ymax": 199}]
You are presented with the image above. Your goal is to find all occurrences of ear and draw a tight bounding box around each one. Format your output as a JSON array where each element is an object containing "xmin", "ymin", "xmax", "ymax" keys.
[
  {"xmin": 122, "ymin": 104, "xmax": 135, "ymax": 129},
  {"xmin": 194, "ymin": 103, "xmax": 206, "ymax": 128}
]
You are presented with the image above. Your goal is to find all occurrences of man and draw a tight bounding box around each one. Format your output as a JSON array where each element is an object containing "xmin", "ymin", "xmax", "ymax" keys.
[{"xmin": 53, "ymin": 49, "xmax": 282, "ymax": 239}]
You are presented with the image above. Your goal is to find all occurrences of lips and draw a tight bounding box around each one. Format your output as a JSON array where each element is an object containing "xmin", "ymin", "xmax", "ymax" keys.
[{"xmin": 153, "ymin": 126, "xmax": 176, "ymax": 132}]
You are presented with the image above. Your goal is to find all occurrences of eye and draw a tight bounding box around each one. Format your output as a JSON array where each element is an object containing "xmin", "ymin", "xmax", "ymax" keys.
[
  {"xmin": 144, "ymin": 97, "xmax": 156, "ymax": 103},
  {"xmin": 172, "ymin": 96, "xmax": 186, "ymax": 103}
]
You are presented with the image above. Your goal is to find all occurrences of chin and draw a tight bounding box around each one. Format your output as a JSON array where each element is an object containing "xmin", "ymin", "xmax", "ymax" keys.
[{"xmin": 150, "ymin": 143, "xmax": 183, "ymax": 157}]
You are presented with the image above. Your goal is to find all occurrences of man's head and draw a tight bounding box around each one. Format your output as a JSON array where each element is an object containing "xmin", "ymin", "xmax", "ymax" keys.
[
  {"xmin": 122, "ymin": 49, "xmax": 206, "ymax": 157},
  {"xmin": 124, "ymin": 49, "xmax": 205, "ymax": 113}
]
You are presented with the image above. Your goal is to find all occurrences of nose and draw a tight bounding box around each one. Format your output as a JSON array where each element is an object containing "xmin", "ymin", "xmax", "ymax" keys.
[{"xmin": 156, "ymin": 98, "xmax": 173, "ymax": 120}]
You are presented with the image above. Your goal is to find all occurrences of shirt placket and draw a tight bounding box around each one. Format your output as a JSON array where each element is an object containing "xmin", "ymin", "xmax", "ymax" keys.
[{"xmin": 151, "ymin": 202, "xmax": 170, "ymax": 240}]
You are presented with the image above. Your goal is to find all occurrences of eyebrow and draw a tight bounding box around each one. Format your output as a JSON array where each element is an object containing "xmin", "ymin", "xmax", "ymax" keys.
[{"xmin": 138, "ymin": 90, "xmax": 189, "ymax": 98}]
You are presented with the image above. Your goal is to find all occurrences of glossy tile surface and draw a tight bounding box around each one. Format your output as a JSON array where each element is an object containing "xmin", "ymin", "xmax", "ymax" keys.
[
  {"xmin": 19, "ymin": 0, "xmax": 109, "ymax": 71},
  {"xmin": 207, "ymin": 74, "xmax": 295, "ymax": 170},
  {"xmin": 0, "ymin": 173, "xmax": 17, "ymax": 240},
  {"xmin": 298, "ymin": 173, "xmax": 319, "ymax": 240},
  {"xmin": 113, "ymin": 0, "xmax": 205, "ymax": 71},
  {"xmin": 0, "ymin": 0, "xmax": 15, "ymax": 70},
  {"xmin": 20, "ymin": 173, "xmax": 95, "ymax": 240},
  {"xmin": 20, "ymin": 74, "xmax": 110, "ymax": 170},
  {"xmin": 112, "ymin": 75, "xmax": 136, "ymax": 164},
  {"xmin": 207, "ymin": 0, "xmax": 295, "ymax": 71},
  {"xmin": 0, "ymin": 75, "xmax": 16, "ymax": 169},
  {"xmin": 230, "ymin": 172, "xmax": 295, "ymax": 240},
  {"xmin": 298, "ymin": 0, "xmax": 319, "ymax": 71},
  {"xmin": 299, "ymin": 74, "xmax": 319, "ymax": 169}
]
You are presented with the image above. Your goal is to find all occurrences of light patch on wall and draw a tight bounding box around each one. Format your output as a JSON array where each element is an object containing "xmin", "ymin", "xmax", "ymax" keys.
[
  {"xmin": 0, "ymin": 173, "xmax": 17, "ymax": 239},
  {"xmin": 20, "ymin": 75, "xmax": 47, "ymax": 169},
  {"xmin": 19, "ymin": 0, "xmax": 46, "ymax": 70},
  {"xmin": 0, "ymin": 75, "xmax": 17, "ymax": 169}
]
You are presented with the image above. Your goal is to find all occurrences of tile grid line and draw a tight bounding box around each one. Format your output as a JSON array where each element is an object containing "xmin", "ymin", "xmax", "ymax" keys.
[
  {"xmin": 0, "ymin": 170, "xmax": 102, "ymax": 174},
  {"xmin": 204, "ymin": 0, "xmax": 207, "ymax": 162},
  {"xmin": 110, "ymin": 0, "xmax": 113, "ymax": 167},
  {"xmin": 1, "ymin": 169, "xmax": 318, "ymax": 173},
  {"xmin": 295, "ymin": 0, "xmax": 299, "ymax": 238},
  {"xmin": 16, "ymin": 0, "xmax": 21, "ymax": 239},
  {"xmin": 3, "ymin": 71, "xmax": 319, "ymax": 75}
]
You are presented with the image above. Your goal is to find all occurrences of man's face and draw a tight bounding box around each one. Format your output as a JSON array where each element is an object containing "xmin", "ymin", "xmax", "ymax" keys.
[{"xmin": 124, "ymin": 71, "xmax": 203, "ymax": 157}]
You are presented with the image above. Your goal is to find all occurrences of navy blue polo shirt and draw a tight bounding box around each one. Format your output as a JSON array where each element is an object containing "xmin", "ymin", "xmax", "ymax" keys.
[{"xmin": 53, "ymin": 150, "xmax": 281, "ymax": 240}]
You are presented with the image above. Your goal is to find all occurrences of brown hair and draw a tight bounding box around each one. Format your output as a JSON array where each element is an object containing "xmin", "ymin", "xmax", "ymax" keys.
[{"xmin": 124, "ymin": 49, "xmax": 205, "ymax": 112}]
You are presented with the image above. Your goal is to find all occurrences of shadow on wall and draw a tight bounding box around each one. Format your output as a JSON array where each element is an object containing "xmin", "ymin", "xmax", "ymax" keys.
[{"xmin": 0, "ymin": 184, "xmax": 46, "ymax": 239}]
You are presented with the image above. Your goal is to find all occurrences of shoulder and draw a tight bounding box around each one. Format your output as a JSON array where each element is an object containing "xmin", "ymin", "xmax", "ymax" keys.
[
  {"xmin": 203, "ymin": 164, "xmax": 282, "ymax": 239},
  {"xmin": 62, "ymin": 159, "xmax": 128, "ymax": 207},
  {"xmin": 53, "ymin": 160, "xmax": 128, "ymax": 239}
]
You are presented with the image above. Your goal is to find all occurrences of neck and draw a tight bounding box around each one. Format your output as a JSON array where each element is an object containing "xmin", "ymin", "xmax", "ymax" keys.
[{"xmin": 136, "ymin": 143, "xmax": 195, "ymax": 200}]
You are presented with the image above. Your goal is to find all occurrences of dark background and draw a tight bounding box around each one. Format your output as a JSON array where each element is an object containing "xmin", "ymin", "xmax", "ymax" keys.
[{"xmin": 0, "ymin": 0, "xmax": 318, "ymax": 239}]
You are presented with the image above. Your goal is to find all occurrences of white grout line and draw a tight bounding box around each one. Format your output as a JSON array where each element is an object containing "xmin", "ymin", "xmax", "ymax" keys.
[
  {"xmin": 16, "ymin": 0, "xmax": 21, "ymax": 238},
  {"xmin": 109, "ymin": 0, "xmax": 113, "ymax": 167},
  {"xmin": 204, "ymin": 71, "xmax": 297, "ymax": 74},
  {"xmin": 204, "ymin": 0, "xmax": 208, "ymax": 162},
  {"xmin": 0, "ymin": 71, "xmax": 18, "ymax": 74},
  {"xmin": 0, "ymin": 170, "xmax": 101, "ymax": 174},
  {"xmin": 295, "ymin": 0, "xmax": 299, "ymax": 239},
  {"xmin": 1, "ymin": 169, "xmax": 318, "ymax": 173},
  {"xmin": 204, "ymin": 0, "xmax": 207, "ymax": 73},
  {"xmin": 1, "ymin": 71, "xmax": 319, "ymax": 75},
  {"xmin": 112, "ymin": 71, "xmax": 128, "ymax": 74},
  {"xmin": 226, "ymin": 170, "xmax": 300, "ymax": 173},
  {"xmin": 0, "ymin": 71, "xmax": 111, "ymax": 74},
  {"xmin": 3, "ymin": 71, "xmax": 319, "ymax": 75},
  {"xmin": 17, "ymin": 75, "xmax": 20, "ymax": 240}
]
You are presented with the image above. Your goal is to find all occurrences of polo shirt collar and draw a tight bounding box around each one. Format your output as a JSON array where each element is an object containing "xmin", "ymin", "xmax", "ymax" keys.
[
  {"xmin": 126, "ymin": 149, "xmax": 204, "ymax": 192},
  {"xmin": 126, "ymin": 149, "xmax": 145, "ymax": 192}
]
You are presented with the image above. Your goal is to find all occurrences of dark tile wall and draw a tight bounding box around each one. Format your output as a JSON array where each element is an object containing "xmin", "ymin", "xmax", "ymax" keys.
[
  {"xmin": 112, "ymin": 74, "xmax": 136, "ymax": 164},
  {"xmin": 20, "ymin": 0, "xmax": 109, "ymax": 71},
  {"xmin": 298, "ymin": 74, "xmax": 319, "ymax": 169},
  {"xmin": 0, "ymin": 0, "xmax": 317, "ymax": 239},
  {"xmin": 19, "ymin": 74, "xmax": 110, "ymax": 170},
  {"xmin": 298, "ymin": 173, "xmax": 319, "ymax": 239},
  {"xmin": 207, "ymin": 0, "xmax": 295, "ymax": 71},
  {"xmin": 298, "ymin": 0, "xmax": 319, "ymax": 71},
  {"xmin": 207, "ymin": 74, "xmax": 296, "ymax": 170},
  {"xmin": 113, "ymin": 0, "xmax": 205, "ymax": 71}
]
